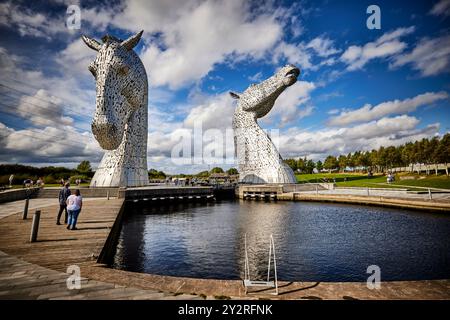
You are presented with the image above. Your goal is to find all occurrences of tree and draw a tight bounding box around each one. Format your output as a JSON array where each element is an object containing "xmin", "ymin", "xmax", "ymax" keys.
[
  {"xmin": 338, "ymin": 155, "xmax": 347, "ymax": 172},
  {"xmin": 210, "ymin": 167, "xmax": 224, "ymax": 174},
  {"xmin": 196, "ymin": 171, "xmax": 209, "ymax": 177},
  {"xmin": 368, "ymin": 150, "xmax": 378, "ymax": 172},
  {"xmin": 148, "ymin": 169, "xmax": 166, "ymax": 179},
  {"xmin": 316, "ymin": 160, "xmax": 323, "ymax": 172},
  {"xmin": 352, "ymin": 151, "xmax": 362, "ymax": 171},
  {"xmin": 427, "ymin": 137, "xmax": 439, "ymax": 175},
  {"xmin": 385, "ymin": 146, "xmax": 398, "ymax": 169},
  {"xmin": 346, "ymin": 152, "xmax": 355, "ymax": 170},
  {"xmin": 297, "ymin": 157, "xmax": 306, "ymax": 173},
  {"xmin": 323, "ymin": 155, "xmax": 338, "ymax": 173},
  {"xmin": 284, "ymin": 159, "xmax": 298, "ymax": 171},
  {"xmin": 359, "ymin": 151, "xmax": 371, "ymax": 171},
  {"xmin": 306, "ymin": 159, "xmax": 316, "ymax": 174},
  {"xmin": 376, "ymin": 147, "xmax": 387, "ymax": 172},
  {"xmin": 226, "ymin": 168, "xmax": 238, "ymax": 175},
  {"xmin": 402, "ymin": 142, "xmax": 414, "ymax": 172},
  {"xmin": 77, "ymin": 161, "xmax": 92, "ymax": 174},
  {"xmin": 435, "ymin": 133, "xmax": 450, "ymax": 176}
]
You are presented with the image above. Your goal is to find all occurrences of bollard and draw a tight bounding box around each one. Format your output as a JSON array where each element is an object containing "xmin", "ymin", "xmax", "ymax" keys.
[
  {"xmin": 428, "ymin": 189, "xmax": 432, "ymax": 200},
  {"xmin": 30, "ymin": 210, "xmax": 41, "ymax": 242},
  {"xmin": 367, "ymin": 187, "xmax": 370, "ymax": 196},
  {"xmin": 22, "ymin": 197, "xmax": 29, "ymax": 220},
  {"xmin": 107, "ymin": 190, "xmax": 110, "ymax": 200}
]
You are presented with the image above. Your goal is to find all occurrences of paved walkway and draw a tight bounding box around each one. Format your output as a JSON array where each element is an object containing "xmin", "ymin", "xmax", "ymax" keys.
[
  {"xmin": 0, "ymin": 198, "xmax": 205, "ymax": 300},
  {"xmin": 0, "ymin": 250, "xmax": 203, "ymax": 300}
]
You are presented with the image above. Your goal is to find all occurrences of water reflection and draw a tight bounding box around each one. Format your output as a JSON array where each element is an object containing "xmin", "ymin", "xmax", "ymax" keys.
[{"xmin": 113, "ymin": 200, "xmax": 450, "ymax": 281}]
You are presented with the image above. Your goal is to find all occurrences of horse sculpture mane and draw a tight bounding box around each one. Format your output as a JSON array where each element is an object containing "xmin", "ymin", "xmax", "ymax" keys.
[
  {"xmin": 230, "ymin": 64, "xmax": 299, "ymax": 184},
  {"xmin": 82, "ymin": 31, "xmax": 149, "ymax": 187}
]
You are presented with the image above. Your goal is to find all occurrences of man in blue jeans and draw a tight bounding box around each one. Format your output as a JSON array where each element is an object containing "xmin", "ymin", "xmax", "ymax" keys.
[{"xmin": 56, "ymin": 182, "xmax": 71, "ymax": 225}]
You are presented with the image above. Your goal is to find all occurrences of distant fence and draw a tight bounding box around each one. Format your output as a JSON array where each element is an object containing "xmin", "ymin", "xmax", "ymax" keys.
[{"xmin": 390, "ymin": 163, "xmax": 449, "ymax": 173}]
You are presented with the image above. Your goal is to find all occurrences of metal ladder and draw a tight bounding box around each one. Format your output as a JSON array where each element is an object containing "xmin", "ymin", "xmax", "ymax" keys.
[{"xmin": 243, "ymin": 233, "xmax": 278, "ymax": 295}]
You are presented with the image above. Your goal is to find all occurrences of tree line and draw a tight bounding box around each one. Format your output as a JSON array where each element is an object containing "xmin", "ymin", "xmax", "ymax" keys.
[
  {"xmin": 2, "ymin": 134, "xmax": 449, "ymax": 185},
  {"xmin": 284, "ymin": 134, "xmax": 450, "ymax": 175},
  {"xmin": 0, "ymin": 160, "xmax": 94, "ymax": 185},
  {"xmin": 0, "ymin": 161, "xmax": 240, "ymax": 185},
  {"xmin": 149, "ymin": 167, "xmax": 239, "ymax": 179}
]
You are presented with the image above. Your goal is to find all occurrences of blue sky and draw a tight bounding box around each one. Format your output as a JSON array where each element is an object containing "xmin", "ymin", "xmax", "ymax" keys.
[{"xmin": 0, "ymin": 0, "xmax": 449, "ymax": 173}]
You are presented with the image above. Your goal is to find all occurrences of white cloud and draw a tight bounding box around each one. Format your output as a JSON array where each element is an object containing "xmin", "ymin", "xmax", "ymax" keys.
[
  {"xmin": 306, "ymin": 37, "xmax": 340, "ymax": 57},
  {"xmin": 183, "ymin": 92, "xmax": 234, "ymax": 130},
  {"xmin": 277, "ymin": 116, "xmax": 440, "ymax": 159},
  {"xmin": 391, "ymin": 35, "xmax": 450, "ymax": 77},
  {"xmin": 429, "ymin": 0, "xmax": 450, "ymax": 16},
  {"xmin": 136, "ymin": 0, "xmax": 283, "ymax": 89},
  {"xmin": 264, "ymin": 80, "xmax": 316, "ymax": 126},
  {"xmin": 0, "ymin": 121, "xmax": 101, "ymax": 164},
  {"xmin": 55, "ymin": 38, "xmax": 97, "ymax": 77},
  {"xmin": 0, "ymin": 1, "xmax": 72, "ymax": 40},
  {"xmin": 273, "ymin": 41, "xmax": 314, "ymax": 71},
  {"xmin": 17, "ymin": 89, "xmax": 73, "ymax": 127},
  {"xmin": 340, "ymin": 27, "xmax": 415, "ymax": 71},
  {"xmin": 328, "ymin": 91, "xmax": 448, "ymax": 126},
  {"xmin": 327, "ymin": 108, "xmax": 340, "ymax": 115},
  {"xmin": 0, "ymin": 46, "xmax": 96, "ymax": 123},
  {"xmin": 274, "ymin": 36, "xmax": 341, "ymax": 71}
]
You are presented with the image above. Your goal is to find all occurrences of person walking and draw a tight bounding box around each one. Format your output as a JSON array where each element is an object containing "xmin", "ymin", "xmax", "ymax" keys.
[
  {"xmin": 66, "ymin": 189, "xmax": 82, "ymax": 230},
  {"xmin": 56, "ymin": 182, "xmax": 71, "ymax": 225}
]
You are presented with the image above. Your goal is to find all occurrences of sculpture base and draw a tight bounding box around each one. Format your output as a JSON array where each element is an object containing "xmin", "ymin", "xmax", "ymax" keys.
[
  {"xmin": 239, "ymin": 164, "xmax": 297, "ymax": 184},
  {"xmin": 90, "ymin": 167, "xmax": 149, "ymax": 188}
]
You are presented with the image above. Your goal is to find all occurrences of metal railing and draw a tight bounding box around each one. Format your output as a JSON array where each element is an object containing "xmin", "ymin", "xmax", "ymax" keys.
[{"xmin": 243, "ymin": 233, "xmax": 278, "ymax": 295}]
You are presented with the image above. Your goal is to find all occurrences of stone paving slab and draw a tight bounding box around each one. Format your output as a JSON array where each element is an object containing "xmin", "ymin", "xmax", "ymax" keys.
[{"xmin": 0, "ymin": 250, "xmax": 200, "ymax": 300}]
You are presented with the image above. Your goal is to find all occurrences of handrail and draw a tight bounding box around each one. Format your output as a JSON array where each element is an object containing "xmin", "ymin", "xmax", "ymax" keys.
[{"xmin": 243, "ymin": 233, "xmax": 278, "ymax": 295}]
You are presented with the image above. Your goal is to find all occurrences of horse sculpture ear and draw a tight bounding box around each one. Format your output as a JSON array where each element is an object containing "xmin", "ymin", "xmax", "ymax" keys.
[
  {"xmin": 229, "ymin": 92, "xmax": 241, "ymax": 99},
  {"xmin": 81, "ymin": 35, "xmax": 101, "ymax": 51},
  {"xmin": 121, "ymin": 30, "xmax": 144, "ymax": 51}
]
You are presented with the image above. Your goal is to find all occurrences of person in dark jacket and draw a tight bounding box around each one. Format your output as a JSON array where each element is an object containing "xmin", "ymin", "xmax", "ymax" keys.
[{"xmin": 56, "ymin": 182, "xmax": 71, "ymax": 225}]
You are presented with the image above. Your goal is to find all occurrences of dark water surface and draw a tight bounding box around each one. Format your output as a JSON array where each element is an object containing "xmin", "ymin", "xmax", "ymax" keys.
[{"xmin": 112, "ymin": 200, "xmax": 450, "ymax": 281}]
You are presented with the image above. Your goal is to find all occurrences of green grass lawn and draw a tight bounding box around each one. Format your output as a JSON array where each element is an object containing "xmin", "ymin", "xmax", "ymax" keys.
[
  {"xmin": 296, "ymin": 173, "xmax": 450, "ymax": 190},
  {"xmin": 383, "ymin": 175, "xmax": 450, "ymax": 190}
]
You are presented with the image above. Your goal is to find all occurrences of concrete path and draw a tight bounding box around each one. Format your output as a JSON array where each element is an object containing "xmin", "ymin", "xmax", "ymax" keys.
[
  {"xmin": 0, "ymin": 199, "xmax": 206, "ymax": 300},
  {"xmin": 0, "ymin": 250, "xmax": 203, "ymax": 300}
]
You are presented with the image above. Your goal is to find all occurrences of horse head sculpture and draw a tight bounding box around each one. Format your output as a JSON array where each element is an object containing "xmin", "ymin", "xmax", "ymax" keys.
[
  {"xmin": 231, "ymin": 64, "xmax": 300, "ymax": 184},
  {"xmin": 82, "ymin": 31, "xmax": 149, "ymax": 187}
]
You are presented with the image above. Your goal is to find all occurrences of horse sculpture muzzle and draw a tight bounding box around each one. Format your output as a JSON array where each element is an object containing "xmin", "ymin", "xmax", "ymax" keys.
[{"xmin": 91, "ymin": 113, "xmax": 121, "ymax": 150}]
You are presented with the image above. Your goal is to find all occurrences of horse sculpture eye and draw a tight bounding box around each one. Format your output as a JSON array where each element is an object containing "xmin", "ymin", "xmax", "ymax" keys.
[{"xmin": 119, "ymin": 65, "xmax": 129, "ymax": 76}]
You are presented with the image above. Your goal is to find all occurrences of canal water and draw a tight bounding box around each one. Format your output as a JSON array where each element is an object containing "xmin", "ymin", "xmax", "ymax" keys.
[{"xmin": 112, "ymin": 200, "xmax": 450, "ymax": 282}]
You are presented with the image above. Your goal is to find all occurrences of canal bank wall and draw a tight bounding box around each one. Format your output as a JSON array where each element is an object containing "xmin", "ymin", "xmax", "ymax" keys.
[{"xmin": 237, "ymin": 184, "xmax": 450, "ymax": 213}]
